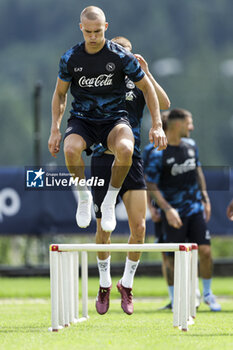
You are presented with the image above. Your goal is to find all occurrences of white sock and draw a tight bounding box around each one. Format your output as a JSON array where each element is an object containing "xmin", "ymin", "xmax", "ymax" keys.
[
  {"xmin": 121, "ymin": 257, "xmax": 139, "ymax": 288},
  {"xmin": 97, "ymin": 256, "xmax": 112, "ymax": 288},
  {"xmin": 102, "ymin": 184, "xmax": 120, "ymax": 206},
  {"xmin": 76, "ymin": 182, "xmax": 90, "ymax": 200},
  {"xmin": 168, "ymin": 286, "xmax": 174, "ymax": 305}
]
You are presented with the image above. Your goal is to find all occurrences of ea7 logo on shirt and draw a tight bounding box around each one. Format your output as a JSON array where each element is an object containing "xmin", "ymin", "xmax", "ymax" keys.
[
  {"xmin": 79, "ymin": 74, "xmax": 113, "ymax": 88},
  {"xmin": 106, "ymin": 62, "xmax": 115, "ymax": 72},
  {"xmin": 74, "ymin": 67, "xmax": 83, "ymax": 72}
]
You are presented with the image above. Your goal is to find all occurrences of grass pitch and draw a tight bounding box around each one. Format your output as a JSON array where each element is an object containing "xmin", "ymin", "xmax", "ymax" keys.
[{"xmin": 0, "ymin": 277, "xmax": 232, "ymax": 350}]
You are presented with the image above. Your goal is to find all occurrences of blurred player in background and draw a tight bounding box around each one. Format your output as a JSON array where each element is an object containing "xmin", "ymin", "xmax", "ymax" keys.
[
  {"xmin": 143, "ymin": 108, "xmax": 221, "ymax": 311},
  {"xmin": 145, "ymin": 111, "xmax": 172, "ymax": 309},
  {"xmin": 92, "ymin": 36, "xmax": 170, "ymax": 315}
]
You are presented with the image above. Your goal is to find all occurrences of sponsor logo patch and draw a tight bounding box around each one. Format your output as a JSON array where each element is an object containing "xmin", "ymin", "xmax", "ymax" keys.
[
  {"xmin": 65, "ymin": 127, "xmax": 73, "ymax": 133},
  {"xmin": 74, "ymin": 67, "xmax": 83, "ymax": 72},
  {"xmin": 106, "ymin": 62, "xmax": 115, "ymax": 72},
  {"xmin": 126, "ymin": 80, "xmax": 135, "ymax": 89},
  {"xmin": 205, "ymin": 230, "xmax": 211, "ymax": 240},
  {"xmin": 126, "ymin": 91, "xmax": 136, "ymax": 101},
  {"xmin": 171, "ymin": 158, "xmax": 196, "ymax": 176},
  {"xmin": 79, "ymin": 74, "xmax": 113, "ymax": 88},
  {"xmin": 188, "ymin": 149, "xmax": 195, "ymax": 157}
]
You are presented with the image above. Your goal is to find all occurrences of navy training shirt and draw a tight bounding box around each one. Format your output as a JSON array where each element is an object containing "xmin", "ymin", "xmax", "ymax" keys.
[
  {"xmin": 58, "ymin": 40, "xmax": 145, "ymax": 123},
  {"xmin": 143, "ymin": 138, "xmax": 203, "ymax": 217},
  {"xmin": 93, "ymin": 77, "xmax": 146, "ymax": 158}
]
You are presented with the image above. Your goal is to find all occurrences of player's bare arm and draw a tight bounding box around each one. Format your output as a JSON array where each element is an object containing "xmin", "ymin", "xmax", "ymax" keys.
[
  {"xmin": 48, "ymin": 78, "xmax": 70, "ymax": 158},
  {"xmin": 197, "ymin": 166, "xmax": 211, "ymax": 222},
  {"xmin": 147, "ymin": 181, "xmax": 183, "ymax": 229},
  {"xmin": 226, "ymin": 199, "xmax": 233, "ymax": 221},
  {"xmin": 147, "ymin": 193, "xmax": 161, "ymax": 223},
  {"xmin": 134, "ymin": 54, "xmax": 171, "ymax": 110},
  {"xmin": 135, "ymin": 75, "xmax": 167, "ymax": 151}
]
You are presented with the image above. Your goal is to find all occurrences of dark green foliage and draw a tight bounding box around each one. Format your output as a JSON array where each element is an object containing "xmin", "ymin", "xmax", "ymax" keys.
[{"xmin": 1, "ymin": 0, "xmax": 233, "ymax": 165}]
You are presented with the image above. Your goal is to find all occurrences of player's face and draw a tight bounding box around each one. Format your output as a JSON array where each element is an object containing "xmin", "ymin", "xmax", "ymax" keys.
[
  {"xmin": 80, "ymin": 17, "xmax": 108, "ymax": 53},
  {"xmin": 181, "ymin": 115, "xmax": 194, "ymax": 137}
]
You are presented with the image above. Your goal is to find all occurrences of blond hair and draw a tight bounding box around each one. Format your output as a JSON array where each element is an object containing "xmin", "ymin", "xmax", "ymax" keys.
[
  {"xmin": 80, "ymin": 6, "xmax": 106, "ymax": 22},
  {"xmin": 111, "ymin": 36, "xmax": 132, "ymax": 51}
]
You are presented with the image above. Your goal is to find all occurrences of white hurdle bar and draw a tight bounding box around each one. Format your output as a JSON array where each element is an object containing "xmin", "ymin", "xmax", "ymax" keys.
[{"xmin": 49, "ymin": 243, "xmax": 198, "ymax": 332}]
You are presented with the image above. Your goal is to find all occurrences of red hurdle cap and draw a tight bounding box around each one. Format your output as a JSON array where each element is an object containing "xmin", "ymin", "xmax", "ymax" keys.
[
  {"xmin": 179, "ymin": 245, "xmax": 188, "ymax": 251},
  {"xmin": 50, "ymin": 244, "xmax": 59, "ymax": 251}
]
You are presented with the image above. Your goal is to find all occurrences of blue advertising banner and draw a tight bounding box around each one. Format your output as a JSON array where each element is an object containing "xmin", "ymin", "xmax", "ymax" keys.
[{"xmin": 0, "ymin": 166, "xmax": 232, "ymax": 235}]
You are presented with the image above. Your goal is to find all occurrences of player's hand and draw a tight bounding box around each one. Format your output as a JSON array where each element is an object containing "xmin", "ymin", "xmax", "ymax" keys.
[
  {"xmin": 149, "ymin": 206, "xmax": 161, "ymax": 223},
  {"xmin": 134, "ymin": 54, "xmax": 149, "ymax": 74},
  {"xmin": 149, "ymin": 126, "xmax": 167, "ymax": 151},
  {"xmin": 165, "ymin": 208, "xmax": 183, "ymax": 229},
  {"xmin": 203, "ymin": 200, "xmax": 211, "ymax": 222},
  {"xmin": 226, "ymin": 199, "xmax": 233, "ymax": 221},
  {"xmin": 48, "ymin": 129, "xmax": 62, "ymax": 158}
]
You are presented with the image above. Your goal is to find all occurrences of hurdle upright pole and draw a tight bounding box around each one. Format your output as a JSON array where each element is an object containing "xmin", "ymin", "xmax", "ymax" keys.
[
  {"xmin": 73, "ymin": 252, "xmax": 79, "ymax": 321},
  {"xmin": 68, "ymin": 252, "xmax": 75, "ymax": 323},
  {"xmin": 58, "ymin": 252, "xmax": 65, "ymax": 327},
  {"xmin": 190, "ymin": 244, "xmax": 198, "ymax": 319},
  {"xmin": 49, "ymin": 245, "xmax": 60, "ymax": 332},
  {"xmin": 173, "ymin": 249, "xmax": 181, "ymax": 328},
  {"xmin": 81, "ymin": 251, "xmax": 88, "ymax": 319},
  {"xmin": 179, "ymin": 245, "xmax": 189, "ymax": 331}
]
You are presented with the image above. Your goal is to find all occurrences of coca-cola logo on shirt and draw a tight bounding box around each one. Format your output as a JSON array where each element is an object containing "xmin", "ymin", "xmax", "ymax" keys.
[
  {"xmin": 171, "ymin": 158, "xmax": 196, "ymax": 176},
  {"xmin": 78, "ymin": 74, "xmax": 113, "ymax": 88}
]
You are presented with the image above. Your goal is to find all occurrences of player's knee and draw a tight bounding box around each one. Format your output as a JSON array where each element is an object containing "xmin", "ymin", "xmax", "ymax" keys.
[
  {"xmin": 199, "ymin": 245, "xmax": 211, "ymax": 260},
  {"xmin": 116, "ymin": 140, "xmax": 134, "ymax": 162},
  {"xmin": 64, "ymin": 144, "xmax": 81, "ymax": 160},
  {"xmin": 96, "ymin": 230, "xmax": 111, "ymax": 244},
  {"xmin": 131, "ymin": 220, "xmax": 145, "ymax": 242}
]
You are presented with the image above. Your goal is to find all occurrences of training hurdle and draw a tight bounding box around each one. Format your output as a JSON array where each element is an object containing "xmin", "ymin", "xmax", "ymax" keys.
[{"xmin": 49, "ymin": 243, "xmax": 198, "ymax": 332}]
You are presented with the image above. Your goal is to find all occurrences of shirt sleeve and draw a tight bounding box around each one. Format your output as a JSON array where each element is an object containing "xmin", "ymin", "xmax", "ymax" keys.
[
  {"xmin": 58, "ymin": 52, "xmax": 73, "ymax": 82},
  {"xmin": 122, "ymin": 52, "xmax": 145, "ymax": 82},
  {"xmin": 143, "ymin": 146, "xmax": 163, "ymax": 184},
  {"xmin": 195, "ymin": 144, "xmax": 201, "ymax": 167}
]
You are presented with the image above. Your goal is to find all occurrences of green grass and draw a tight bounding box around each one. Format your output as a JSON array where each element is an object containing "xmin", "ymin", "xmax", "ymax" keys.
[
  {"xmin": 0, "ymin": 277, "xmax": 233, "ymax": 350},
  {"xmin": 0, "ymin": 276, "xmax": 233, "ymax": 298},
  {"xmin": 0, "ymin": 299, "xmax": 233, "ymax": 350}
]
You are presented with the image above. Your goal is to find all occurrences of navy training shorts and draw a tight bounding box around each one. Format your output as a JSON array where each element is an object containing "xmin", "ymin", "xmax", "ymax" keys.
[{"xmin": 91, "ymin": 154, "xmax": 146, "ymax": 218}]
